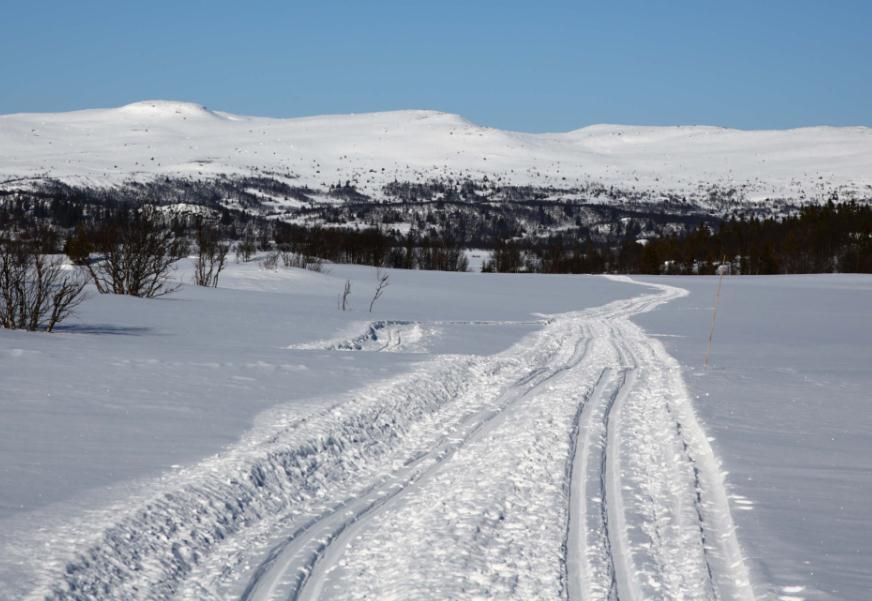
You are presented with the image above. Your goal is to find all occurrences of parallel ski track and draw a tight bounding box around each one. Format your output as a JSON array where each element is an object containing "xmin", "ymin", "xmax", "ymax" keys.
[
  {"xmin": 240, "ymin": 329, "xmax": 593, "ymax": 601},
  {"xmin": 242, "ymin": 282, "xmax": 757, "ymax": 601},
  {"xmin": 34, "ymin": 279, "xmax": 756, "ymax": 601},
  {"xmin": 562, "ymin": 367, "xmax": 613, "ymax": 601},
  {"xmin": 246, "ymin": 283, "xmax": 733, "ymax": 601},
  {"xmin": 563, "ymin": 281, "xmax": 755, "ymax": 601},
  {"xmin": 563, "ymin": 316, "xmax": 641, "ymax": 601}
]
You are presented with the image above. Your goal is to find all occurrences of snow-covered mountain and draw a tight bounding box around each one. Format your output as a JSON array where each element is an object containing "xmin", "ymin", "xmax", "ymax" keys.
[{"xmin": 2, "ymin": 100, "xmax": 870, "ymax": 204}]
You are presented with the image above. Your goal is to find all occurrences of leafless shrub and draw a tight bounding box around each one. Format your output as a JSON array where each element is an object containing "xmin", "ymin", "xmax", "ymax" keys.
[
  {"xmin": 0, "ymin": 238, "xmax": 87, "ymax": 332},
  {"xmin": 281, "ymin": 250, "xmax": 327, "ymax": 273},
  {"xmin": 261, "ymin": 251, "xmax": 280, "ymax": 271},
  {"xmin": 369, "ymin": 268, "xmax": 390, "ymax": 312},
  {"xmin": 705, "ymin": 263, "xmax": 726, "ymax": 368},
  {"xmin": 194, "ymin": 226, "xmax": 230, "ymax": 287},
  {"xmin": 235, "ymin": 230, "xmax": 257, "ymax": 263},
  {"xmin": 84, "ymin": 210, "xmax": 188, "ymax": 298},
  {"xmin": 338, "ymin": 279, "xmax": 351, "ymax": 311},
  {"xmin": 280, "ymin": 250, "xmax": 306, "ymax": 268},
  {"xmin": 306, "ymin": 256, "xmax": 328, "ymax": 274}
]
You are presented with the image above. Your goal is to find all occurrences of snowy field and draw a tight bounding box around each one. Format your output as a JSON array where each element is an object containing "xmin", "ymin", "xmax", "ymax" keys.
[
  {"xmin": 635, "ymin": 275, "xmax": 872, "ymax": 601},
  {"xmin": 0, "ymin": 263, "xmax": 869, "ymax": 600}
]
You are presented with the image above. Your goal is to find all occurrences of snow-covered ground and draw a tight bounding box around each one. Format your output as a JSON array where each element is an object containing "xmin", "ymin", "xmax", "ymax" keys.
[
  {"xmin": 1, "ymin": 264, "xmax": 869, "ymax": 600},
  {"xmin": 0, "ymin": 262, "xmax": 634, "ymax": 599},
  {"xmin": 635, "ymin": 275, "xmax": 872, "ymax": 601},
  {"xmin": 2, "ymin": 100, "xmax": 871, "ymax": 203}
]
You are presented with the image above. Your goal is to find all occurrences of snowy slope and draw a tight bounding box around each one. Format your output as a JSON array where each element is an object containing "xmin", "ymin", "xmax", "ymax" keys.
[{"xmin": 1, "ymin": 100, "xmax": 870, "ymax": 203}]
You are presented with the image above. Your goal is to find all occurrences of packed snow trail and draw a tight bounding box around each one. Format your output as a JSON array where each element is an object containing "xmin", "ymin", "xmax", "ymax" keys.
[
  {"xmin": 241, "ymin": 335, "xmax": 593, "ymax": 601},
  {"xmin": 35, "ymin": 278, "xmax": 756, "ymax": 601}
]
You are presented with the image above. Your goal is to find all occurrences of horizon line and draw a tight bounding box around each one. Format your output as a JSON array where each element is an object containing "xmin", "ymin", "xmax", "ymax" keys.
[{"xmin": 2, "ymin": 99, "xmax": 870, "ymax": 135}]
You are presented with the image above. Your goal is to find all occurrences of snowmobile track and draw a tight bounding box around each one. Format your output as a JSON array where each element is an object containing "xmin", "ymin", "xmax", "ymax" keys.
[
  {"xmin": 241, "ymin": 334, "xmax": 593, "ymax": 601},
  {"xmin": 33, "ymin": 278, "xmax": 757, "ymax": 601}
]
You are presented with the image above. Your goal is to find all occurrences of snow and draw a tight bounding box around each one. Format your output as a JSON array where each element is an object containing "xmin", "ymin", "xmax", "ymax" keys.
[
  {"xmin": 1, "ymin": 101, "xmax": 870, "ymax": 203},
  {"xmin": 634, "ymin": 274, "xmax": 872, "ymax": 601},
  {"xmin": 0, "ymin": 261, "xmax": 635, "ymax": 599},
  {"xmin": 0, "ymin": 264, "xmax": 869, "ymax": 600}
]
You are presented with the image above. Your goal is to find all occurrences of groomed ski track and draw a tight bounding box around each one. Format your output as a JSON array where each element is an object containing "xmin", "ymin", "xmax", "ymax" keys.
[{"xmin": 39, "ymin": 277, "xmax": 757, "ymax": 601}]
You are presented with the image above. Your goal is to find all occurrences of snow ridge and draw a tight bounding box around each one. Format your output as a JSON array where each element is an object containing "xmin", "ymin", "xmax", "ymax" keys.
[
  {"xmin": 1, "ymin": 101, "xmax": 870, "ymax": 202},
  {"xmin": 287, "ymin": 320, "xmax": 436, "ymax": 353}
]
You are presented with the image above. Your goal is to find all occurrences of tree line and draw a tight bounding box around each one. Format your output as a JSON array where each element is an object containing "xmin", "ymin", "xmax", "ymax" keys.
[
  {"xmin": 1, "ymin": 192, "xmax": 869, "ymax": 333},
  {"xmin": 627, "ymin": 201, "xmax": 872, "ymax": 275}
]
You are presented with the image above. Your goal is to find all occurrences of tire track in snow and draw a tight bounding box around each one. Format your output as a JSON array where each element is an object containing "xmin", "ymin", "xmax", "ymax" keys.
[
  {"xmin": 560, "ymin": 279, "xmax": 757, "ymax": 601},
  {"xmin": 40, "ymin": 348, "xmax": 543, "ymax": 601},
  {"xmin": 563, "ymin": 329, "xmax": 638, "ymax": 601},
  {"xmin": 32, "ymin": 278, "xmax": 757, "ymax": 601},
  {"xmin": 581, "ymin": 279, "xmax": 754, "ymax": 601},
  {"xmin": 597, "ymin": 369, "xmax": 628, "ymax": 601},
  {"xmin": 563, "ymin": 367, "xmax": 613, "ymax": 601},
  {"xmin": 240, "ymin": 333, "xmax": 593, "ymax": 601},
  {"xmin": 610, "ymin": 314, "xmax": 716, "ymax": 601},
  {"xmin": 252, "ymin": 281, "xmax": 757, "ymax": 601},
  {"xmin": 565, "ymin": 290, "xmax": 666, "ymax": 601},
  {"xmin": 602, "ymin": 334, "xmax": 645, "ymax": 601}
]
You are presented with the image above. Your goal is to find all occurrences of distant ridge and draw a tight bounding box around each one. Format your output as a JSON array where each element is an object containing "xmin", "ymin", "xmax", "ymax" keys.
[{"xmin": 1, "ymin": 100, "xmax": 870, "ymax": 203}]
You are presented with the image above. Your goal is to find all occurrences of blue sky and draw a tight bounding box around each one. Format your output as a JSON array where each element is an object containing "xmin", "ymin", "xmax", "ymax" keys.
[{"xmin": 2, "ymin": 0, "xmax": 869, "ymax": 131}]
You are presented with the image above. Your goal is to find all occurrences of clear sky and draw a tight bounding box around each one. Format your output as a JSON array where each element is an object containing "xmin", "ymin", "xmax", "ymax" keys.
[{"xmin": 2, "ymin": 0, "xmax": 869, "ymax": 131}]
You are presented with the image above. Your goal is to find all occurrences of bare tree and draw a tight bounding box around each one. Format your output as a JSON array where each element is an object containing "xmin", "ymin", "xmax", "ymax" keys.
[
  {"xmin": 235, "ymin": 229, "xmax": 257, "ymax": 263},
  {"xmin": 64, "ymin": 224, "xmax": 92, "ymax": 266},
  {"xmin": 368, "ymin": 268, "xmax": 390, "ymax": 312},
  {"xmin": 338, "ymin": 279, "xmax": 351, "ymax": 311},
  {"xmin": 194, "ymin": 225, "xmax": 229, "ymax": 287},
  {"xmin": 0, "ymin": 238, "xmax": 87, "ymax": 332},
  {"xmin": 84, "ymin": 209, "xmax": 188, "ymax": 298}
]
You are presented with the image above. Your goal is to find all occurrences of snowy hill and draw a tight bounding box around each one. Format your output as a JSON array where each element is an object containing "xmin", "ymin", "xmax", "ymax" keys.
[{"xmin": 2, "ymin": 100, "xmax": 871, "ymax": 204}]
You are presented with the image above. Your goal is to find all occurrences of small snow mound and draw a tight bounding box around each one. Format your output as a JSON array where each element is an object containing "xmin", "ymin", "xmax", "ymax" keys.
[
  {"xmin": 289, "ymin": 321, "xmax": 437, "ymax": 353},
  {"xmin": 116, "ymin": 100, "xmax": 225, "ymax": 120}
]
